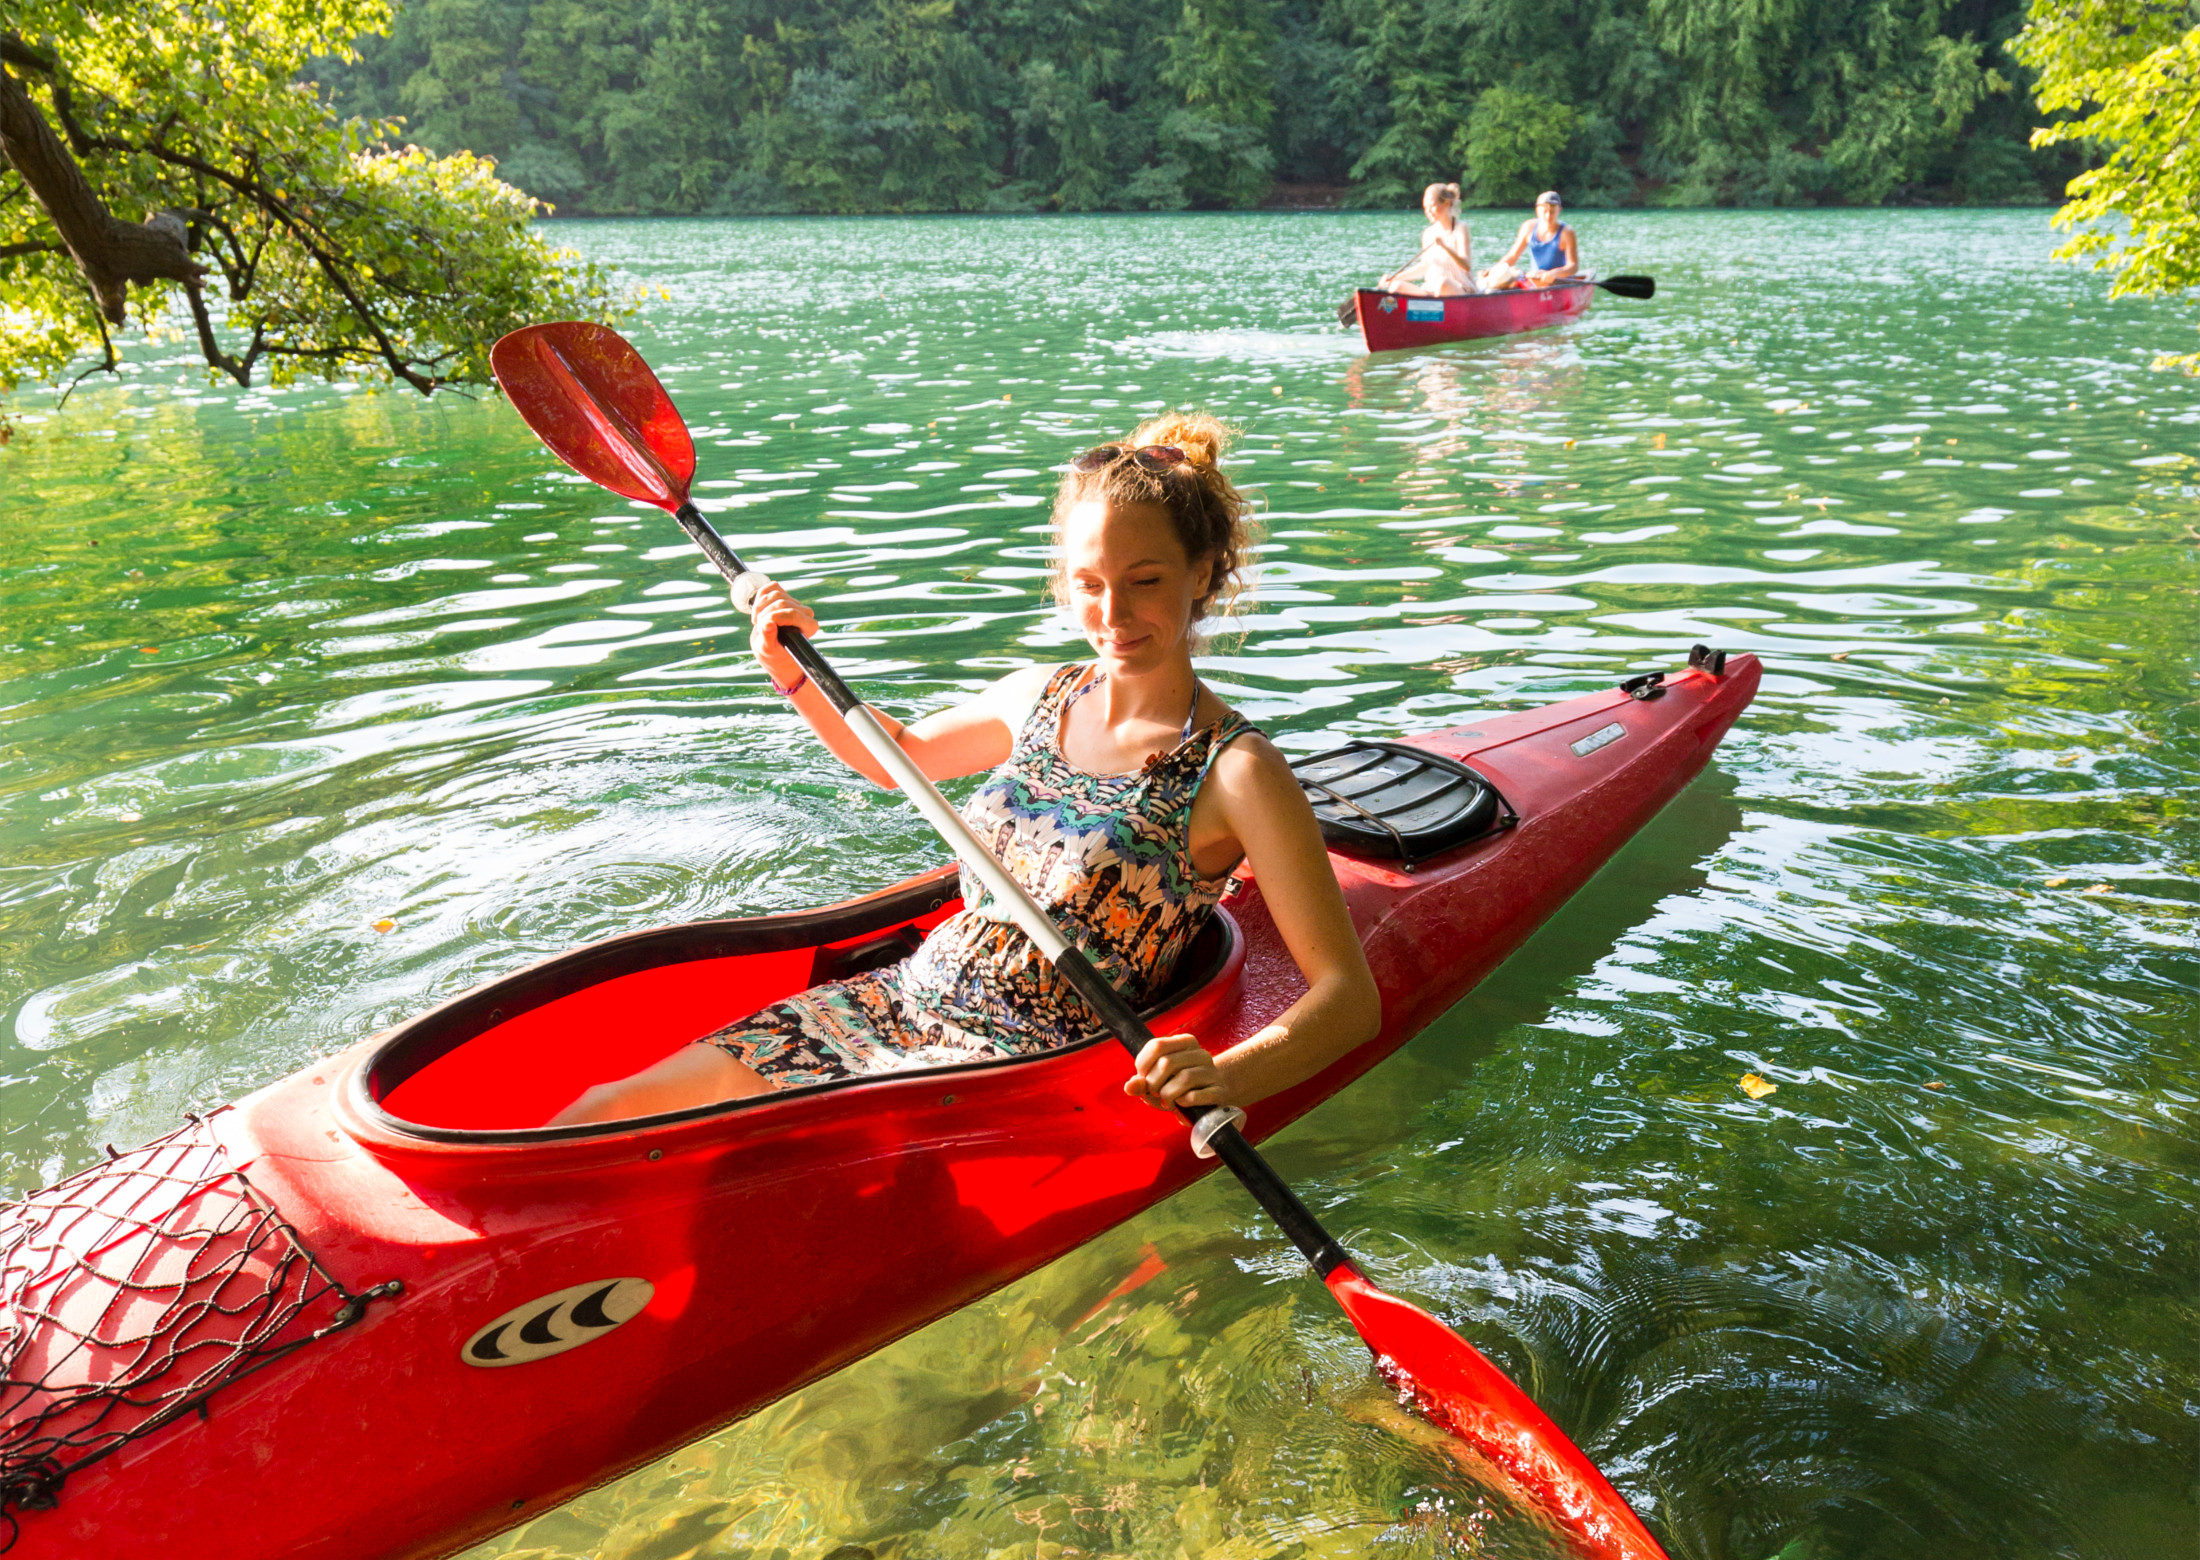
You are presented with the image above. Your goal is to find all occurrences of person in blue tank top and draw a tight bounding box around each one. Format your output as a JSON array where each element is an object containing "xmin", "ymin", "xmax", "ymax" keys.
[{"xmin": 1482, "ymin": 191, "xmax": 1581, "ymax": 290}]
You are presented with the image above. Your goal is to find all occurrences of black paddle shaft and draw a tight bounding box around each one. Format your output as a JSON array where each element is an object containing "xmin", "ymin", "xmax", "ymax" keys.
[{"xmin": 671, "ymin": 501, "xmax": 1355, "ymax": 1279}]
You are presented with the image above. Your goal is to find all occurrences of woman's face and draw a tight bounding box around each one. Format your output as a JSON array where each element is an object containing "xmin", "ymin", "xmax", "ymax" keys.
[
  {"xmin": 1060, "ymin": 498, "xmax": 1210, "ymax": 679},
  {"xmin": 1424, "ymin": 191, "xmax": 1454, "ymax": 224}
]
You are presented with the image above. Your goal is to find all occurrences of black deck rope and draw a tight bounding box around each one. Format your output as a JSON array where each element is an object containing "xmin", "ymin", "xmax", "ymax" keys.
[{"xmin": 0, "ymin": 1117, "xmax": 400, "ymax": 1547}]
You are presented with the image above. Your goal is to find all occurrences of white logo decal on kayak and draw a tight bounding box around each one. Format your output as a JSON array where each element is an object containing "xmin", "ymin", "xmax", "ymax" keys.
[
  {"xmin": 1570, "ymin": 721, "xmax": 1627, "ymax": 757},
  {"xmin": 461, "ymin": 1277, "xmax": 654, "ymax": 1368}
]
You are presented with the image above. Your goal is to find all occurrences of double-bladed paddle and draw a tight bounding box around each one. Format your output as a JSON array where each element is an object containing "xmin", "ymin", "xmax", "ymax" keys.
[
  {"xmin": 1337, "ymin": 271, "xmax": 1657, "ymax": 328},
  {"xmin": 491, "ymin": 320, "xmax": 1670, "ymax": 1560}
]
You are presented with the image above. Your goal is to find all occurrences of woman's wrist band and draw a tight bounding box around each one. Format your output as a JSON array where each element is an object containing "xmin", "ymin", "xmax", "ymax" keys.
[{"xmin": 771, "ymin": 671, "xmax": 808, "ymax": 698}]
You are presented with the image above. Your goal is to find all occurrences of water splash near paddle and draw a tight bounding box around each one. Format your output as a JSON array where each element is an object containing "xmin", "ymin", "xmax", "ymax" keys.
[{"xmin": 491, "ymin": 319, "xmax": 1673, "ymax": 1560}]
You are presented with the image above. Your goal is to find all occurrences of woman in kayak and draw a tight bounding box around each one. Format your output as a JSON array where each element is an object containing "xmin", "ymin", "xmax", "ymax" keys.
[
  {"xmin": 1482, "ymin": 191, "xmax": 1579, "ymax": 289},
  {"xmin": 553, "ymin": 414, "xmax": 1380, "ymax": 1126},
  {"xmin": 1381, "ymin": 182, "xmax": 1476, "ymax": 296}
]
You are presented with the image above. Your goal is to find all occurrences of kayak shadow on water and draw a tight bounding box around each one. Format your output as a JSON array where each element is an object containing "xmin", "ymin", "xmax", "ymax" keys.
[{"xmin": 1267, "ymin": 764, "xmax": 1747, "ymax": 1176}]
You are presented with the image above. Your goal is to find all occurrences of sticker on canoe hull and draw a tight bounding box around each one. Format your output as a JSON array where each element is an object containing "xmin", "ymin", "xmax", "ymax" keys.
[
  {"xmin": 462, "ymin": 1277, "xmax": 654, "ymax": 1368},
  {"xmin": 1570, "ymin": 721, "xmax": 1627, "ymax": 757},
  {"xmin": 1406, "ymin": 299, "xmax": 1446, "ymax": 321}
]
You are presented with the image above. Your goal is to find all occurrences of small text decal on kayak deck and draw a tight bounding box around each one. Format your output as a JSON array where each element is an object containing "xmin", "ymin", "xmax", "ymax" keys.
[
  {"xmin": 461, "ymin": 1277, "xmax": 656, "ymax": 1368},
  {"xmin": 1570, "ymin": 722, "xmax": 1627, "ymax": 757}
]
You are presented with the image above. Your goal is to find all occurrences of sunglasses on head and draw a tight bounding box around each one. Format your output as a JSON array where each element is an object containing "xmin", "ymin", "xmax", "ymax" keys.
[{"xmin": 1071, "ymin": 443, "xmax": 1188, "ymax": 473}]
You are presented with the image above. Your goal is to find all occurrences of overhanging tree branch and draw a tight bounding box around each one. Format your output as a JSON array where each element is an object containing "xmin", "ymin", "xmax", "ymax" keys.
[{"xmin": 0, "ymin": 40, "xmax": 201, "ymax": 324}]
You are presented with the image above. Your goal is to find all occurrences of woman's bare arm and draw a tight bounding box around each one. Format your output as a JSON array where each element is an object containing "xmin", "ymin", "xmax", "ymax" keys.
[
  {"xmin": 747, "ymin": 581, "xmax": 1050, "ymax": 786},
  {"xmin": 1125, "ymin": 734, "xmax": 1380, "ymax": 1113}
]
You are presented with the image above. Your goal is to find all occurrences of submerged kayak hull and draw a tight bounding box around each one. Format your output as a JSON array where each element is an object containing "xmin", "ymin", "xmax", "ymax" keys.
[
  {"xmin": 1355, "ymin": 282, "xmax": 1592, "ymax": 352},
  {"xmin": 7, "ymin": 658, "xmax": 1757, "ymax": 1560}
]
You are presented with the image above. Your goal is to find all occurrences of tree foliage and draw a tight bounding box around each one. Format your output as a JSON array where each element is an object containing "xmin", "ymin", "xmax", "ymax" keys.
[
  {"xmin": 2012, "ymin": 0, "xmax": 2200, "ymax": 368},
  {"xmin": 0, "ymin": 0, "xmax": 624, "ymax": 400},
  {"xmin": 319, "ymin": 0, "xmax": 2074, "ymax": 217}
]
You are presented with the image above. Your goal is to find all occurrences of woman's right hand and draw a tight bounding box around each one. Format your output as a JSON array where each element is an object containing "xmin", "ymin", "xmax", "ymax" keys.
[{"xmin": 743, "ymin": 579, "xmax": 820, "ymax": 688}]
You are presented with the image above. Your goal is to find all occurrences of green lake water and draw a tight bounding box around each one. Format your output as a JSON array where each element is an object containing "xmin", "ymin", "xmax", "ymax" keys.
[{"xmin": 1, "ymin": 208, "xmax": 2195, "ymax": 1558}]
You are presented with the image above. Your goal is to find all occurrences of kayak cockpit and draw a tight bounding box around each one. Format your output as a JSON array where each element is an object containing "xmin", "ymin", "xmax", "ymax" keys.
[{"xmin": 358, "ymin": 865, "xmax": 1242, "ymax": 1138}]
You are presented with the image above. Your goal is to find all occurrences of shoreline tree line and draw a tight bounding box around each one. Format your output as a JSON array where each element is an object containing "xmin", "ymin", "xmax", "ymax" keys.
[
  {"xmin": 317, "ymin": 0, "xmax": 2079, "ymax": 217},
  {"xmin": 2, "ymin": 0, "xmax": 2191, "ymax": 398}
]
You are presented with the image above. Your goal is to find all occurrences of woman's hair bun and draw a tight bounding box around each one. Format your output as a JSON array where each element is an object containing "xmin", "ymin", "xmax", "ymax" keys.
[{"xmin": 1126, "ymin": 409, "xmax": 1229, "ymax": 468}]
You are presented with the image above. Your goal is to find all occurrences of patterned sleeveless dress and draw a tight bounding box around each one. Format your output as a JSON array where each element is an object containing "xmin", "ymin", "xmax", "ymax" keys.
[{"xmin": 700, "ymin": 665, "xmax": 1255, "ymax": 1085}]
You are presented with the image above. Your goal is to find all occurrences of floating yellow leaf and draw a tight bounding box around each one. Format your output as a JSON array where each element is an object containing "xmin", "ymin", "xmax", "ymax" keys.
[
  {"xmin": 372, "ymin": 918, "xmax": 396, "ymax": 933},
  {"xmin": 1738, "ymin": 1073, "xmax": 1777, "ymax": 1099},
  {"xmin": 2044, "ymin": 876, "xmax": 2069, "ymax": 887},
  {"xmin": 1925, "ymin": 1080, "xmax": 1946, "ymax": 1090},
  {"xmin": 2084, "ymin": 883, "xmax": 2112, "ymax": 894},
  {"xmin": 1002, "ymin": 393, "xmax": 1011, "ymax": 401},
  {"xmin": 139, "ymin": 646, "xmax": 158, "ymax": 654},
  {"xmin": 1831, "ymin": 651, "xmax": 1849, "ymax": 661}
]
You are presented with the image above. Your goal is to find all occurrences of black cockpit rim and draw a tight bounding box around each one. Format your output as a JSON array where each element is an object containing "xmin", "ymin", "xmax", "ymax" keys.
[{"xmin": 350, "ymin": 870, "xmax": 1241, "ymax": 1146}]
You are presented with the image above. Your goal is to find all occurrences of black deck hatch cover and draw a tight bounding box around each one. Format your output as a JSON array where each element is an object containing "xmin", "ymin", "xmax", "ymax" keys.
[{"xmin": 1289, "ymin": 741, "xmax": 1510, "ymax": 864}]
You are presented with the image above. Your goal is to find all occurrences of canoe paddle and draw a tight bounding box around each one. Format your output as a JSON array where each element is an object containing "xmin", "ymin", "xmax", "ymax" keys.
[
  {"xmin": 490, "ymin": 320, "xmax": 1671, "ymax": 1560},
  {"xmin": 1337, "ymin": 272, "xmax": 1657, "ymax": 328}
]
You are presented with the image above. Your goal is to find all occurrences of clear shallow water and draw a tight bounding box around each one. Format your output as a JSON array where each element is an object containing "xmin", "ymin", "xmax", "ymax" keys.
[{"xmin": 1, "ymin": 209, "xmax": 2195, "ymax": 1558}]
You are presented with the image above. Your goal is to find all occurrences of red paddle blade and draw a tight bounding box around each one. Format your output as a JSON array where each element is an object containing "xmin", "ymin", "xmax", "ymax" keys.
[
  {"xmin": 490, "ymin": 322, "xmax": 696, "ymax": 511},
  {"xmin": 1326, "ymin": 1265, "xmax": 1668, "ymax": 1560}
]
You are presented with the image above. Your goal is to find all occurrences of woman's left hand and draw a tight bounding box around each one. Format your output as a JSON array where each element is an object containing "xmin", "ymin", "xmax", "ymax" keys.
[{"xmin": 1124, "ymin": 1034, "xmax": 1229, "ymax": 1111}]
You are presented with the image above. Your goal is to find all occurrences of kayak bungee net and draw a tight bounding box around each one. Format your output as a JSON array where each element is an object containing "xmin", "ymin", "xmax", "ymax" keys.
[{"xmin": 0, "ymin": 645, "xmax": 1756, "ymax": 1560}]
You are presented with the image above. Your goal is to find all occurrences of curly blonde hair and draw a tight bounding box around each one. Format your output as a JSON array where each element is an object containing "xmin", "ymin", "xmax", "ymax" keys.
[{"xmin": 1050, "ymin": 410, "xmax": 1256, "ymax": 624}]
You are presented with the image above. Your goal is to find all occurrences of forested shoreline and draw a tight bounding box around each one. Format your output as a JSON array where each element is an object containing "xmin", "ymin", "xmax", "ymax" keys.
[{"xmin": 316, "ymin": 0, "xmax": 2081, "ymax": 219}]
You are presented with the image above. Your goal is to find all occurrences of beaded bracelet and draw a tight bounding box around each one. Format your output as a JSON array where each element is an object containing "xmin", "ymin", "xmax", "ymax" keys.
[{"xmin": 771, "ymin": 671, "xmax": 809, "ymax": 698}]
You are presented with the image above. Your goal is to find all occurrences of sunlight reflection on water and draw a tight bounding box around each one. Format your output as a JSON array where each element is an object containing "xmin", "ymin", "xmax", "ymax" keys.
[{"xmin": 0, "ymin": 209, "xmax": 2194, "ymax": 1558}]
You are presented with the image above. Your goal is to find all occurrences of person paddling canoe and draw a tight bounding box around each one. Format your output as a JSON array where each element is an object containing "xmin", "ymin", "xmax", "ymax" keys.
[
  {"xmin": 1380, "ymin": 182, "xmax": 1478, "ymax": 296},
  {"xmin": 1482, "ymin": 191, "xmax": 1580, "ymax": 290},
  {"xmin": 553, "ymin": 413, "xmax": 1380, "ymax": 1126}
]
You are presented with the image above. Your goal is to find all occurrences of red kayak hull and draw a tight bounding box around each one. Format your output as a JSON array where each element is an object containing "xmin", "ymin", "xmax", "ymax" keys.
[
  {"xmin": 6, "ymin": 657, "xmax": 1757, "ymax": 1560},
  {"xmin": 1355, "ymin": 282, "xmax": 1593, "ymax": 352}
]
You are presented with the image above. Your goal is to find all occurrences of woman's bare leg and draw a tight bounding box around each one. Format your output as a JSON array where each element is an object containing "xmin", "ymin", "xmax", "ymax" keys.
[{"xmin": 549, "ymin": 1042, "xmax": 774, "ymax": 1126}]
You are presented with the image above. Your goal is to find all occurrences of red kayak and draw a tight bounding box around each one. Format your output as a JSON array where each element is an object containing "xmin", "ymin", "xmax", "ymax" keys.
[
  {"xmin": 0, "ymin": 650, "xmax": 1755, "ymax": 1560},
  {"xmin": 1355, "ymin": 281, "xmax": 1592, "ymax": 352}
]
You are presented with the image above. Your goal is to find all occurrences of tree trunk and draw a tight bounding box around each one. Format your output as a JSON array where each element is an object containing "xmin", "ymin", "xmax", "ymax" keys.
[{"xmin": 0, "ymin": 47, "xmax": 200, "ymax": 324}]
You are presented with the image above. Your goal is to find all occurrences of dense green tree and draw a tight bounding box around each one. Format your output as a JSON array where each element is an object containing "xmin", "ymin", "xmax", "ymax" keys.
[
  {"xmin": 1462, "ymin": 87, "xmax": 1580, "ymax": 204},
  {"xmin": 0, "ymin": 0, "xmax": 620, "ymax": 400},
  {"xmin": 2012, "ymin": 0, "xmax": 2199, "ymax": 369},
  {"xmin": 322, "ymin": 0, "xmax": 2073, "ymax": 217}
]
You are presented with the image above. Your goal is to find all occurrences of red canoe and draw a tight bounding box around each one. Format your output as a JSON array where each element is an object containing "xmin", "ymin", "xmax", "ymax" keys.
[
  {"xmin": 1355, "ymin": 281, "xmax": 1593, "ymax": 352},
  {"xmin": 0, "ymin": 653, "xmax": 1757, "ymax": 1560}
]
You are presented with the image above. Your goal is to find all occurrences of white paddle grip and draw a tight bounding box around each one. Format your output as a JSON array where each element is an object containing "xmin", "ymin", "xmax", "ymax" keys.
[{"xmin": 728, "ymin": 571, "xmax": 770, "ymax": 614}]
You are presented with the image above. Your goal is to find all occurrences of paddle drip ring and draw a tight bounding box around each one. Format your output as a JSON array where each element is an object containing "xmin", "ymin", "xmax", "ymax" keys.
[{"xmin": 0, "ymin": 1116, "xmax": 399, "ymax": 1548}]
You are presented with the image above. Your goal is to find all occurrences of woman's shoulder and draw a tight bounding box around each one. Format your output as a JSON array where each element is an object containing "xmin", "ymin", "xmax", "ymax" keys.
[
  {"xmin": 972, "ymin": 662, "xmax": 1083, "ymax": 730},
  {"xmin": 1205, "ymin": 719, "xmax": 1289, "ymax": 783},
  {"xmin": 994, "ymin": 662, "xmax": 1076, "ymax": 699}
]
